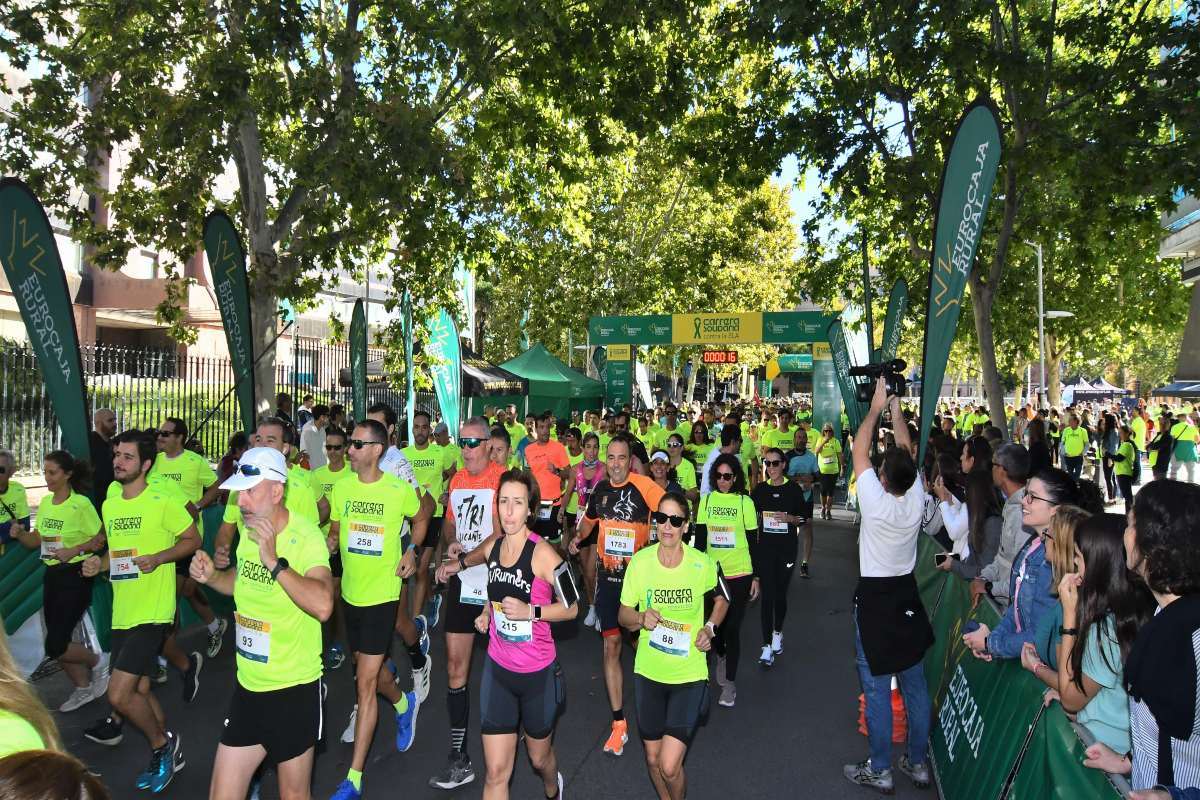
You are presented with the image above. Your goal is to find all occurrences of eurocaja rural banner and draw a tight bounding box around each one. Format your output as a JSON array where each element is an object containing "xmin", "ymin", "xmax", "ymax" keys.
[
  {"xmin": 917, "ymin": 101, "xmax": 1002, "ymax": 462},
  {"xmin": 0, "ymin": 178, "xmax": 90, "ymax": 460},
  {"xmin": 350, "ymin": 298, "xmax": 367, "ymax": 422},
  {"xmin": 825, "ymin": 319, "xmax": 863, "ymax": 432},
  {"xmin": 427, "ymin": 310, "xmax": 462, "ymax": 435},
  {"xmin": 203, "ymin": 210, "xmax": 257, "ymax": 435}
]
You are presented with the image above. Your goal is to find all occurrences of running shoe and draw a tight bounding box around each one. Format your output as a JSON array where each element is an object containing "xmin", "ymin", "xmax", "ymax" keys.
[
  {"xmin": 206, "ymin": 618, "xmax": 228, "ymax": 658},
  {"xmin": 414, "ymin": 614, "xmax": 428, "ymax": 640},
  {"xmin": 148, "ymin": 732, "xmax": 182, "ymax": 793},
  {"xmin": 413, "ymin": 653, "xmax": 432, "ymax": 704},
  {"xmin": 59, "ymin": 685, "xmax": 96, "ymax": 713},
  {"xmin": 800, "ymin": 562, "xmax": 810, "ymax": 579},
  {"xmin": 553, "ymin": 771, "xmax": 564, "ymax": 799},
  {"xmin": 395, "ymin": 690, "xmax": 420, "ymax": 752},
  {"xmin": 718, "ymin": 683, "xmax": 736, "ymax": 708},
  {"xmin": 152, "ymin": 662, "xmax": 168, "ymax": 685},
  {"xmin": 182, "ymin": 651, "xmax": 203, "ymax": 703},
  {"xmin": 715, "ymin": 656, "xmax": 729, "ymax": 689},
  {"xmin": 602, "ymin": 720, "xmax": 628, "ymax": 756},
  {"xmin": 758, "ymin": 645, "xmax": 774, "ymax": 668},
  {"xmin": 429, "ymin": 750, "xmax": 475, "ymax": 790},
  {"xmin": 583, "ymin": 606, "xmax": 598, "ymax": 629},
  {"xmin": 843, "ymin": 760, "xmax": 894, "ymax": 794},
  {"xmin": 84, "ymin": 716, "xmax": 123, "ymax": 746},
  {"xmin": 341, "ymin": 705, "xmax": 357, "ymax": 743},
  {"xmin": 897, "ymin": 754, "xmax": 931, "ymax": 789},
  {"xmin": 330, "ymin": 779, "xmax": 362, "ymax": 800},
  {"xmin": 771, "ymin": 631, "xmax": 784, "ymax": 654},
  {"xmin": 419, "ymin": 623, "xmax": 431, "ymax": 658},
  {"xmin": 425, "ymin": 593, "xmax": 443, "ymax": 629}
]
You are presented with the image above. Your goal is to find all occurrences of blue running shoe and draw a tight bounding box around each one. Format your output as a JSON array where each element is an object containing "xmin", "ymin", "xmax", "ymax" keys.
[
  {"xmin": 414, "ymin": 614, "xmax": 427, "ymax": 640},
  {"xmin": 419, "ymin": 625, "xmax": 430, "ymax": 658},
  {"xmin": 395, "ymin": 690, "xmax": 420, "ymax": 752},
  {"xmin": 386, "ymin": 660, "xmax": 399, "ymax": 686},
  {"xmin": 135, "ymin": 757, "xmax": 154, "ymax": 791},
  {"xmin": 425, "ymin": 593, "xmax": 443, "ymax": 630},
  {"xmin": 325, "ymin": 644, "xmax": 346, "ymax": 670},
  {"xmin": 148, "ymin": 733, "xmax": 180, "ymax": 793},
  {"xmin": 330, "ymin": 778, "xmax": 362, "ymax": 800}
]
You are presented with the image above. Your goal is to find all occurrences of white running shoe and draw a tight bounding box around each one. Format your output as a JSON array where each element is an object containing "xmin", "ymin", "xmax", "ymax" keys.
[
  {"xmin": 413, "ymin": 655, "xmax": 432, "ymax": 705},
  {"xmin": 583, "ymin": 606, "xmax": 597, "ymax": 629},
  {"xmin": 771, "ymin": 631, "xmax": 784, "ymax": 654},
  {"xmin": 59, "ymin": 685, "xmax": 96, "ymax": 713},
  {"xmin": 91, "ymin": 655, "xmax": 111, "ymax": 700},
  {"xmin": 758, "ymin": 645, "xmax": 774, "ymax": 667},
  {"xmin": 341, "ymin": 705, "xmax": 357, "ymax": 743}
]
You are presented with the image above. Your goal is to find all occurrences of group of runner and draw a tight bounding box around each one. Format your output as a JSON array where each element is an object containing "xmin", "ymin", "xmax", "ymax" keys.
[{"xmin": 4, "ymin": 398, "xmax": 852, "ymax": 799}]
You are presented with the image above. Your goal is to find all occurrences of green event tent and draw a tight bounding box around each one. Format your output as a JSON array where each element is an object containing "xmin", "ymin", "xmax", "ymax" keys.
[{"xmin": 490, "ymin": 343, "xmax": 604, "ymax": 418}]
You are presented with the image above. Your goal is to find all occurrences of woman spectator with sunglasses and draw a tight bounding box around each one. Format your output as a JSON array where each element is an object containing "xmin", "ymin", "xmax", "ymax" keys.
[
  {"xmin": 619, "ymin": 491, "xmax": 730, "ymax": 800},
  {"xmin": 750, "ymin": 447, "xmax": 808, "ymax": 668},
  {"xmin": 695, "ymin": 453, "xmax": 759, "ymax": 708},
  {"xmin": 664, "ymin": 434, "xmax": 699, "ymax": 506}
]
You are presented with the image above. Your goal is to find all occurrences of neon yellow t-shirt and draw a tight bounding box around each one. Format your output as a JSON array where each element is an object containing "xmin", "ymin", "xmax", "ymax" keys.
[
  {"xmin": 1114, "ymin": 442, "xmax": 1137, "ymax": 478},
  {"xmin": 1129, "ymin": 416, "xmax": 1147, "ymax": 451},
  {"xmin": 103, "ymin": 485, "xmax": 193, "ymax": 629},
  {"xmin": 697, "ymin": 492, "xmax": 757, "ymax": 577},
  {"xmin": 814, "ymin": 437, "xmax": 843, "ymax": 475},
  {"xmin": 106, "ymin": 473, "xmax": 188, "ymax": 505},
  {"xmin": 152, "ymin": 450, "xmax": 217, "ymax": 504},
  {"xmin": 310, "ymin": 462, "xmax": 353, "ymax": 535},
  {"xmin": 566, "ymin": 450, "xmax": 585, "ymax": 514},
  {"xmin": 686, "ymin": 441, "xmax": 716, "ymax": 464},
  {"xmin": 332, "ymin": 473, "xmax": 420, "ymax": 606},
  {"xmin": 402, "ymin": 443, "xmax": 448, "ymax": 515},
  {"xmin": 759, "ymin": 429, "xmax": 794, "ymax": 452},
  {"xmin": 674, "ymin": 458, "xmax": 698, "ymax": 491},
  {"xmin": 224, "ymin": 465, "xmax": 320, "ymax": 530},
  {"xmin": 1061, "ymin": 427, "xmax": 1089, "ymax": 458},
  {"xmin": 0, "ymin": 481, "xmax": 30, "ymax": 526},
  {"xmin": 620, "ymin": 543, "xmax": 719, "ymax": 685},
  {"xmin": 0, "ymin": 710, "xmax": 44, "ymax": 758},
  {"xmin": 35, "ymin": 490, "xmax": 100, "ymax": 565},
  {"xmin": 233, "ymin": 511, "xmax": 329, "ymax": 692}
]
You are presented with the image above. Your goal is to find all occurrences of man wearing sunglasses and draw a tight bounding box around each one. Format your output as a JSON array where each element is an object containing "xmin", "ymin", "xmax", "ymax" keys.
[
  {"xmin": 328, "ymin": 419, "xmax": 423, "ymax": 800},
  {"xmin": 568, "ymin": 434, "xmax": 665, "ymax": 758},
  {"xmin": 310, "ymin": 426, "xmax": 354, "ymax": 669},
  {"xmin": 429, "ymin": 417, "xmax": 505, "ymax": 790},
  {"xmin": 188, "ymin": 445, "xmax": 332, "ymax": 800}
]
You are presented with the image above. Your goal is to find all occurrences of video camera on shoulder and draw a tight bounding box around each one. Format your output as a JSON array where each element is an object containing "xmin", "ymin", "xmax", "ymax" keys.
[{"xmin": 849, "ymin": 359, "xmax": 908, "ymax": 403}]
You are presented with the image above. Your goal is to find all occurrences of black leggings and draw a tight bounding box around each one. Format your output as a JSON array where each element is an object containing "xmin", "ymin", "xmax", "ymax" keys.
[
  {"xmin": 1102, "ymin": 457, "xmax": 1117, "ymax": 500},
  {"xmin": 757, "ymin": 536, "xmax": 797, "ymax": 645},
  {"xmin": 1117, "ymin": 475, "xmax": 1134, "ymax": 515},
  {"xmin": 713, "ymin": 574, "xmax": 753, "ymax": 682}
]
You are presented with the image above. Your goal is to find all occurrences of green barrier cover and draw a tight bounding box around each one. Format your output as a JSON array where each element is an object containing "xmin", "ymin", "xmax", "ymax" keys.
[
  {"xmin": 929, "ymin": 585, "xmax": 1045, "ymax": 798},
  {"xmin": 1007, "ymin": 709, "xmax": 1123, "ymax": 800},
  {"xmin": 915, "ymin": 534, "xmax": 948, "ymax": 616}
]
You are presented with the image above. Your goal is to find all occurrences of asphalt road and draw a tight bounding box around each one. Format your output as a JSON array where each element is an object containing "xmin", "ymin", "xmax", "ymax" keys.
[{"xmin": 44, "ymin": 511, "xmax": 936, "ymax": 800}]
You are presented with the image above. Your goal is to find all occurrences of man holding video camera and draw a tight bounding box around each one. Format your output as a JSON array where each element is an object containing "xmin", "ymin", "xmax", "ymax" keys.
[{"xmin": 843, "ymin": 377, "xmax": 934, "ymax": 794}]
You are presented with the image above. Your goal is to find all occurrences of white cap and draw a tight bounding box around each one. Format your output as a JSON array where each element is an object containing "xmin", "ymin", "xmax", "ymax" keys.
[
  {"xmin": 219, "ymin": 447, "xmax": 289, "ymax": 491},
  {"xmin": 650, "ymin": 451, "xmax": 669, "ymax": 463}
]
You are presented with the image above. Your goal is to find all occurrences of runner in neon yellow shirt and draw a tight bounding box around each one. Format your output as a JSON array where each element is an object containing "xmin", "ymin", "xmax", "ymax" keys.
[
  {"xmin": 310, "ymin": 426, "xmax": 354, "ymax": 667},
  {"xmin": 814, "ymin": 424, "xmax": 843, "ymax": 520},
  {"xmin": 0, "ymin": 450, "xmax": 30, "ymax": 546},
  {"xmin": 619, "ymin": 491, "xmax": 729, "ymax": 799},
  {"xmin": 82, "ymin": 431, "xmax": 199, "ymax": 794},
  {"xmin": 403, "ymin": 410, "xmax": 454, "ymax": 629},
  {"xmin": 13, "ymin": 450, "xmax": 108, "ymax": 715},
  {"xmin": 189, "ymin": 446, "xmax": 333, "ymax": 800},
  {"xmin": 328, "ymin": 419, "xmax": 423, "ymax": 797}
]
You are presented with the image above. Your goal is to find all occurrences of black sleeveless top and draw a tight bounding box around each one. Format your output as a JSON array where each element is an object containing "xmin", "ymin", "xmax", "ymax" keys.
[{"xmin": 487, "ymin": 535, "xmax": 537, "ymax": 605}]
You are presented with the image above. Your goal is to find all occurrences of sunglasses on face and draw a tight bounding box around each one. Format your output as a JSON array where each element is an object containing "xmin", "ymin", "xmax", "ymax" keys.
[
  {"xmin": 348, "ymin": 439, "xmax": 383, "ymax": 450},
  {"xmin": 763, "ymin": 459, "xmax": 784, "ymax": 467},
  {"xmin": 651, "ymin": 511, "xmax": 687, "ymax": 527},
  {"xmin": 667, "ymin": 441, "xmax": 683, "ymax": 448},
  {"xmin": 325, "ymin": 444, "xmax": 344, "ymax": 451},
  {"xmin": 716, "ymin": 472, "xmax": 736, "ymax": 481},
  {"xmin": 157, "ymin": 430, "xmax": 177, "ymax": 438},
  {"xmin": 460, "ymin": 437, "xmax": 486, "ymax": 449}
]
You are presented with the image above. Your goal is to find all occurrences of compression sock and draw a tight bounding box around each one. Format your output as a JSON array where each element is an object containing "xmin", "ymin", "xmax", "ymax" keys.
[
  {"xmin": 393, "ymin": 694, "xmax": 409, "ymax": 715},
  {"xmin": 612, "ymin": 708, "xmax": 624, "ymax": 722},
  {"xmin": 406, "ymin": 640, "xmax": 426, "ymax": 670},
  {"xmin": 448, "ymin": 685, "xmax": 469, "ymax": 753},
  {"xmin": 346, "ymin": 769, "xmax": 362, "ymax": 791}
]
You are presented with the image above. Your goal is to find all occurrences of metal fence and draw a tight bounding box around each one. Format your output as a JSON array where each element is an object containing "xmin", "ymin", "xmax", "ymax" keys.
[{"xmin": 0, "ymin": 339, "xmax": 438, "ymax": 475}]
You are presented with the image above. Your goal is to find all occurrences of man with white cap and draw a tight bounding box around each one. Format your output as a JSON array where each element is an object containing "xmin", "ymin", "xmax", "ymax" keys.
[{"xmin": 190, "ymin": 446, "xmax": 333, "ymax": 800}]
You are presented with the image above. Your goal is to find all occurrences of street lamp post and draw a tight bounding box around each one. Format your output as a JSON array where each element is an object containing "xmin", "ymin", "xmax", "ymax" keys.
[{"xmin": 1025, "ymin": 240, "xmax": 1075, "ymax": 407}]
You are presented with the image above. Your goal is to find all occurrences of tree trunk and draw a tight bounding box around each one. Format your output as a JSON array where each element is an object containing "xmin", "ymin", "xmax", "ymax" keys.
[
  {"xmin": 1013, "ymin": 379, "xmax": 1025, "ymax": 411},
  {"xmin": 685, "ymin": 362, "xmax": 699, "ymax": 405},
  {"xmin": 969, "ymin": 282, "xmax": 1007, "ymax": 426},
  {"xmin": 1046, "ymin": 332, "xmax": 1063, "ymax": 408},
  {"xmin": 249, "ymin": 287, "xmax": 278, "ymax": 423}
]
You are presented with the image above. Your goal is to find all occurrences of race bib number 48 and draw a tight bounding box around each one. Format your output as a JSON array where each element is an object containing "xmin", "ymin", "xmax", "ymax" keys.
[{"xmin": 347, "ymin": 521, "xmax": 385, "ymax": 556}]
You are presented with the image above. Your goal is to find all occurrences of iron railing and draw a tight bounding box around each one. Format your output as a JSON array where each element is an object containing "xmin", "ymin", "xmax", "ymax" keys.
[{"xmin": 0, "ymin": 339, "xmax": 437, "ymax": 475}]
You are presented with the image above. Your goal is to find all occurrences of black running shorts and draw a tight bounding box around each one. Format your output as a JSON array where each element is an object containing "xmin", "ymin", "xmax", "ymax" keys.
[
  {"xmin": 110, "ymin": 623, "xmax": 170, "ymax": 677},
  {"xmin": 222, "ymin": 679, "xmax": 323, "ymax": 764},
  {"xmin": 634, "ymin": 674, "xmax": 708, "ymax": 746},
  {"xmin": 42, "ymin": 564, "xmax": 93, "ymax": 660},
  {"xmin": 479, "ymin": 658, "xmax": 563, "ymax": 739},
  {"xmin": 344, "ymin": 600, "xmax": 398, "ymax": 656}
]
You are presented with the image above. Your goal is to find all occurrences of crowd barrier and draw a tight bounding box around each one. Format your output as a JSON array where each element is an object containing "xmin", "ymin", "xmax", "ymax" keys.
[{"xmin": 915, "ymin": 534, "xmax": 1133, "ymax": 799}]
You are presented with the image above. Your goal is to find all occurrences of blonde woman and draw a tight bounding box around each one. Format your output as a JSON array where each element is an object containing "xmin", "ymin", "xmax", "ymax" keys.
[{"xmin": 0, "ymin": 624, "xmax": 61, "ymax": 758}]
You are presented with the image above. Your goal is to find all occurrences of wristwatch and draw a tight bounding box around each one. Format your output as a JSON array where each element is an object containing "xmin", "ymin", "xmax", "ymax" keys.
[
  {"xmin": 270, "ymin": 557, "xmax": 289, "ymax": 582},
  {"xmin": 704, "ymin": 620, "xmax": 717, "ymax": 636},
  {"xmin": 457, "ymin": 552, "xmax": 468, "ymax": 570}
]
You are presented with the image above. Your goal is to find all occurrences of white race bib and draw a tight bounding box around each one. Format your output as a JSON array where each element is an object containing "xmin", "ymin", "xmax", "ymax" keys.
[
  {"xmin": 762, "ymin": 512, "xmax": 789, "ymax": 534},
  {"xmin": 110, "ymin": 549, "xmax": 140, "ymax": 580},
  {"xmin": 709, "ymin": 525, "xmax": 736, "ymax": 549},
  {"xmin": 40, "ymin": 535, "xmax": 63, "ymax": 560},
  {"xmin": 604, "ymin": 527, "xmax": 636, "ymax": 558},
  {"xmin": 347, "ymin": 521, "xmax": 385, "ymax": 557},
  {"xmin": 648, "ymin": 618, "xmax": 690, "ymax": 657},
  {"xmin": 537, "ymin": 502, "xmax": 554, "ymax": 521},
  {"xmin": 451, "ymin": 488, "xmax": 495, "ymax": 550},
  {"xmin": 492, "ymin": 601, "xmax": 533, "ymax": 643},
  {"xmin": 235, "ymin": 613, "xmax": 271, "ymax": 663},
  {"xmin": 459, "ymin": 564, "xmax": 488, "ymax": 606}
]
